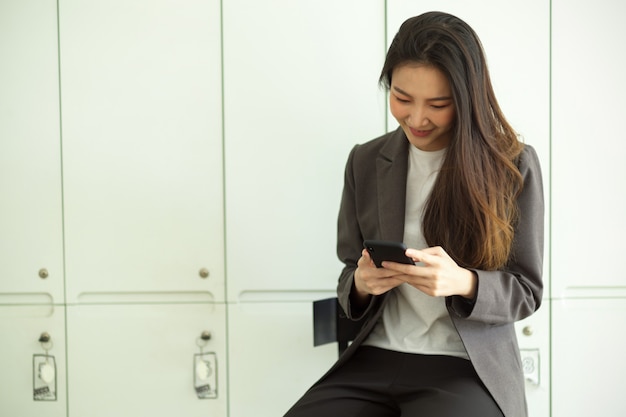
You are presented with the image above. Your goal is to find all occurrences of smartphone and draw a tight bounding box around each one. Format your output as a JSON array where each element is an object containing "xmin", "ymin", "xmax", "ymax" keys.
[{"xmin": 363, "ymin": 240, "xmax": 414, "ymax": 268}]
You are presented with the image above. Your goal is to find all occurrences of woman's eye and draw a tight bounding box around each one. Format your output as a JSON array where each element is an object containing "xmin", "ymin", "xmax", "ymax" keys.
[
  {"xmin": 431, "ymin": 103, "xmax": 450, "ymax": 109},
  {"xmin": 394, "ymin": 96, "xmax": 410, "ymax": 103}
]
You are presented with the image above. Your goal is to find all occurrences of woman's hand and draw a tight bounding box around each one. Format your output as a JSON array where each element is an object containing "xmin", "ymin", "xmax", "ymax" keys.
[
  {"xmin": 382, "ymin": 246, "xmax": 477, "ymax": 299},
  {"xmin": 352, "ymin": 249, "xmax": 405, "ymax": 303}
]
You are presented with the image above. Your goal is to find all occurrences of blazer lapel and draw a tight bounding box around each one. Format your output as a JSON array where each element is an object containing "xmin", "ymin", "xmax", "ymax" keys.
[{"xmin": 376, "ymin": 128, "xmax": 409, "ymax": 242}]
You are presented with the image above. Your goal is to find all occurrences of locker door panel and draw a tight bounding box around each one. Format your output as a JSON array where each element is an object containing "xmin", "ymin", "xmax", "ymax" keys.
[
  {"xmin": 59, "ymin": 0, "xmax": 225, "ymax": 303},
  {"xmin": 0, "ymin": 306, "xmax": 67, "ymax": 416},
  {"xmin": 66, "ymin": 303, "xmax": 227, "ymax": 417},
  {"xmin": 552, "ymin": 298, "xmax": 626, "ymax": 416},
  {"xmin": 228, "ymin": 302, "xmax": 337, "ymax": 417},
  {"xmin": 223, "ymin": 0, "xmax": 387, "ymax": 300},
  {"xmin": 551, "ymin": 0, "xmax": 626, "ymax": 297},
  {"xmin": 0, "ymin": 0, "xmax": 64, "ymax": 300}
]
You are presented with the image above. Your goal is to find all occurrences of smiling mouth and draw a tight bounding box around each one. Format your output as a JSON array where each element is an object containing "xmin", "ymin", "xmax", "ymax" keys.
[{"xmin": 409, "ymin": 127, "xmax": 432, "ymax": 137}]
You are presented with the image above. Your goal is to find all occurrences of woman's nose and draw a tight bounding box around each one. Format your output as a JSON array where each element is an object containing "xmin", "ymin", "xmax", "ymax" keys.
[{"xmin": 408, "ymin": 106, "xmax": 429, "ymax": 126}]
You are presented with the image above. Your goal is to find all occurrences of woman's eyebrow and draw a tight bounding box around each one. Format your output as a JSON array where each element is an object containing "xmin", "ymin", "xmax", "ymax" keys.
[
  {"xmin": 392, "ymin": 86, "xmax": 412, "ymax": 97},
  {"xmin": 391, "ymin": 86, "xmax": 451, "ymax": 101},
  {"xmin": 427, "ymin": 96, "xmax": 452, "ymax": 101}
]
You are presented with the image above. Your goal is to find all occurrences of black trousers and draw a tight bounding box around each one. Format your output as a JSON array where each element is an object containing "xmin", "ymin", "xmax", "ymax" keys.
[{"xmin": 284, "ymin": 346, "xmax": 504, "ymax": 417}]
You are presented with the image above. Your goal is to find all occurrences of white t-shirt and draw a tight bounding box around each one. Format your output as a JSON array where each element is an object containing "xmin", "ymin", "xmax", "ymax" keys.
[{"xmin": 363, "ymin": 144, "xmax": 469, "ymax": 359}]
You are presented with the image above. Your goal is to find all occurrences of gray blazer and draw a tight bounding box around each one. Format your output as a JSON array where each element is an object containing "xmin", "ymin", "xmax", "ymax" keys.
[{"xmin": 329, "ymin": 128, "xmax": 544, "ymax": 417}]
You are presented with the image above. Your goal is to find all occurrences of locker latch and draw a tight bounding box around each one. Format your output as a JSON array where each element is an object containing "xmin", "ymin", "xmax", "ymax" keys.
[
  {"xmin": 33, "ymin": 332, "xmax": 57, "ymax": 401},
  {"xmin": 194, "ymin": 330, "xmax": 217, "ymax": 399}
]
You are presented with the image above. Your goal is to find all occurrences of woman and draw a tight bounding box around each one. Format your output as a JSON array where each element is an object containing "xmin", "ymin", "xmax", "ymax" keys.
[{"xmin": 284, "ymin": 11, "xmax": 543, "ymax": 417}]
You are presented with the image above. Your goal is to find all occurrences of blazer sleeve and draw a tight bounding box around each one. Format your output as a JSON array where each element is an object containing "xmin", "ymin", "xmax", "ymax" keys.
[
  {"xmin": 335, "ymin": 144, "xmax": 378, "ymax": 320},
  {"xmin": 447, "ymin": 144, "xmax": 545, "ymax": 323}
]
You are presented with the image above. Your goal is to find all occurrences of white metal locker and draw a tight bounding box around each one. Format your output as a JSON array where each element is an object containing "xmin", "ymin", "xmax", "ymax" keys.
[
  {"xmin": 227, "ymin": 301, "xmax": 338, "ymax": 417},
  {"xmin": 552, "ymin": 298, "xmax": 626, "ymax": 416},
  {"xmin": 223, "ymin": 0, "xmax": 387, "ymax": 301},
  {"xmin": 0, "ymin": 0, "xmax": 64, "ymax": 301},
  {"xmin": 0, "ymin": 306, "xmax": 67, "ymax": 416},
  {"xmin": 551, "ymin": 0, "xmax": 626, "ymax": 298},
  {"xmin": 59, "ymin": 0, "xmax": 225, "ymax": 304},
  {"xmin": 0, "ymin": 2, "xmax": 65, "ymax": 414},
  {"xmin": 551, "ymin": 1, "xmax": 626, "ymax": 415},
  {"xmin": 66, "ymin": 303, "xmax": 227, "ymax": 417}
]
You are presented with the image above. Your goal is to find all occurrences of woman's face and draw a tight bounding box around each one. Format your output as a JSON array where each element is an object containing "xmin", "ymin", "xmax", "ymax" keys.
[{"xmin": 389, "ymin": 64, "xmax": 456, "ymax": 151}]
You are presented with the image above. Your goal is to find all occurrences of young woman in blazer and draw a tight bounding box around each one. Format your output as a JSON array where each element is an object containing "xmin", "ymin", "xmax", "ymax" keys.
[{"xmin": 284, "ymin": 11, "xmax": 544, "ymax": 417}]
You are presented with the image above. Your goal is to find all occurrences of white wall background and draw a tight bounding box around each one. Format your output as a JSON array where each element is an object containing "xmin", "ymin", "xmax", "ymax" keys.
[{"xmin": 1, "ymin": 1, "xmax": 624, "ymax": 416}]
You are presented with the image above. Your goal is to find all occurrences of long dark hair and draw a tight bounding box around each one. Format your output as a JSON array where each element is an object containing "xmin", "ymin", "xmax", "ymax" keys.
[{"xmin": 380, "ymin": 11, "xmax": 524, "ymax": 270}]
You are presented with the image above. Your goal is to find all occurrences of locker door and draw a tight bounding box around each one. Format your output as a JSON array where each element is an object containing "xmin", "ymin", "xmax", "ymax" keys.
[
  {"xmin": 551, "ymin": 0, "xmax": 626, "ymax": 298},
  {"xmin": 0, "ymin": 0, "xmax": 64, "ymax": 301},
  {"xmin": 0, "ymin": 306, "xmax": 67, "ymax": 416},
  {"xmin": 228, "ymin": 302, "xmax": 338, "ymax": 417},
  {"xmin": 223, "ymin": 0, "xmax": 387, "ymax": 301},
  {"xmin": 59, "ymin": 0, "xmax": 225, "ymax": 304},
  {"xmin": 552, "ymin": 298, "xmax": 626, "ymax": 417},
  {"xmin": 223, "ymin": 3, "xmax": 386, "ymax": 414},
  {"xmin": 66, "ymin": 303, "xmax": 227, "ymax": 417},
  {"xmin": 552, "ymin": 3, "xmax": 626, "ymax": 415}
]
